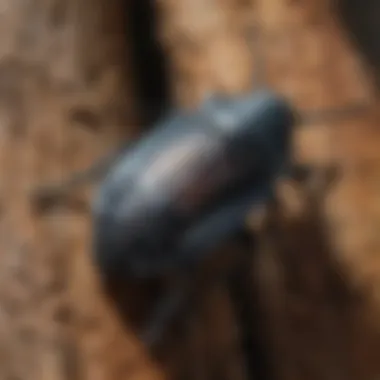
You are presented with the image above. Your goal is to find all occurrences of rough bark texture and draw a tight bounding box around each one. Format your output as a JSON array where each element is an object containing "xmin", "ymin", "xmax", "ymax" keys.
[
  {"xmin": 0, "ymin": 1, "xmax": 162, "ymax": 380},
  {"xmin": 0, "ymin": 0, "xmax": 379, "ymax": 380}
]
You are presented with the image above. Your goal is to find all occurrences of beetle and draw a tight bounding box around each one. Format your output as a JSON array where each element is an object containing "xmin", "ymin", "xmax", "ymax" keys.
[
  {"xmin": 30, "ymin": 8, "xmax": 372, "ymax": 379},
  {"xmin": 30, "ymin": 87, "xmax": 368, "ymax": 342},
  {"xmin": 92, "ymin": 90, "xmax": 293, "ymax": 278},
  {"xmin": 90, "ymin": 89, "xmax": 295, "ymax": 356}
]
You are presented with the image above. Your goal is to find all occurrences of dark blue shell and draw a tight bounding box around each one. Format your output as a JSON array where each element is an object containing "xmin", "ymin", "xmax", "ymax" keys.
[{"xmin": 92, "ymin": 90, "xmax": 295, "ymax": 279}]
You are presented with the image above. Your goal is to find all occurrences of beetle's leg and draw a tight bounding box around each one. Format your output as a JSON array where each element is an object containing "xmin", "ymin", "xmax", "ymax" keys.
[
  {"xmin": 177, "ymin": 180, "xmax": 273, "ymax": 264},
  {"xmin": 226, "ymin": 230, "xmax": 275, "ymax": 380},
  {"xmin": 140, "ymin": 275, "xmax": 192, "ymax": 348},
  {"xmin": 30, "ymin": 141, "xmax": 135, "ymax": 212}
]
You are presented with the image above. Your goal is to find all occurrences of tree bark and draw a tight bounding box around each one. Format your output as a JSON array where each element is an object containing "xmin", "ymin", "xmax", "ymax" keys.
[{"xmin": 0, "ymin": 0, "xmax": 379, "ymax": 379}]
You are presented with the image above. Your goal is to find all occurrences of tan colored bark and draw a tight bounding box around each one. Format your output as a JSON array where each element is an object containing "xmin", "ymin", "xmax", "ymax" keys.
[
  {"xmin": 0, "ymin": 0, "xmax": 379, "ymax": 379},
  {"xmin": 0, "ymin": 0, "xmax": 163, "ymax": 379}
]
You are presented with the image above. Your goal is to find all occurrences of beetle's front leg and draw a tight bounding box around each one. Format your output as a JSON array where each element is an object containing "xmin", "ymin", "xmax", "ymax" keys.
[{"xmin": 30, "ymin": 141, "xmax": 135, "ymax": 213}]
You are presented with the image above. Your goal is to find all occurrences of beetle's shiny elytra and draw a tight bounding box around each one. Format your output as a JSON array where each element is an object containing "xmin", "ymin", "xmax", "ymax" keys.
[{"xmin": 92, "ymin": 89, "xmax": 296, "ymax": 279}]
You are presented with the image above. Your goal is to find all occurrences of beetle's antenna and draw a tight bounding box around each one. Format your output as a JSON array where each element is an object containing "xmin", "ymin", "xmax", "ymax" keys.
[
  {"xmin": 244, "ymin": 17, "xmax": 374, "ymax": 125},
  {"xmin": 247, "ymin": 23, "xmax": 266, "ymax": 90}
]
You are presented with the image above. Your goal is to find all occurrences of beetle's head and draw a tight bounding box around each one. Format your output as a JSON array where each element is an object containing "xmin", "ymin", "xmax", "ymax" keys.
[{"xmin": 202, "ymin": 89, "xmax": 297, "ymax": 177}]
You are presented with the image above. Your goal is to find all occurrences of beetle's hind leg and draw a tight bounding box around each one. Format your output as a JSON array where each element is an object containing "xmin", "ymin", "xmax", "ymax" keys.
[
  {"xmin": 139, "ymin": 270, "xmax": 197, "ymax": 349},
  {"xmin": 226, "ymin": 229, "xmax": 275, "ymax": 380}
]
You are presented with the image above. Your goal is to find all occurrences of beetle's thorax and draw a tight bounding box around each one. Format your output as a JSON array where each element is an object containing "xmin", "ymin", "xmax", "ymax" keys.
[{"xmin": 199, "ymin": 89, "xmax": 296, "ymax": 178}]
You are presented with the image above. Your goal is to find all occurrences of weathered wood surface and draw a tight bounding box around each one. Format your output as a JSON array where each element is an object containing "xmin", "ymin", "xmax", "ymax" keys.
[{"xmin": 0, "ymin": 0, "xmax": 379, "ymax": 379}]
